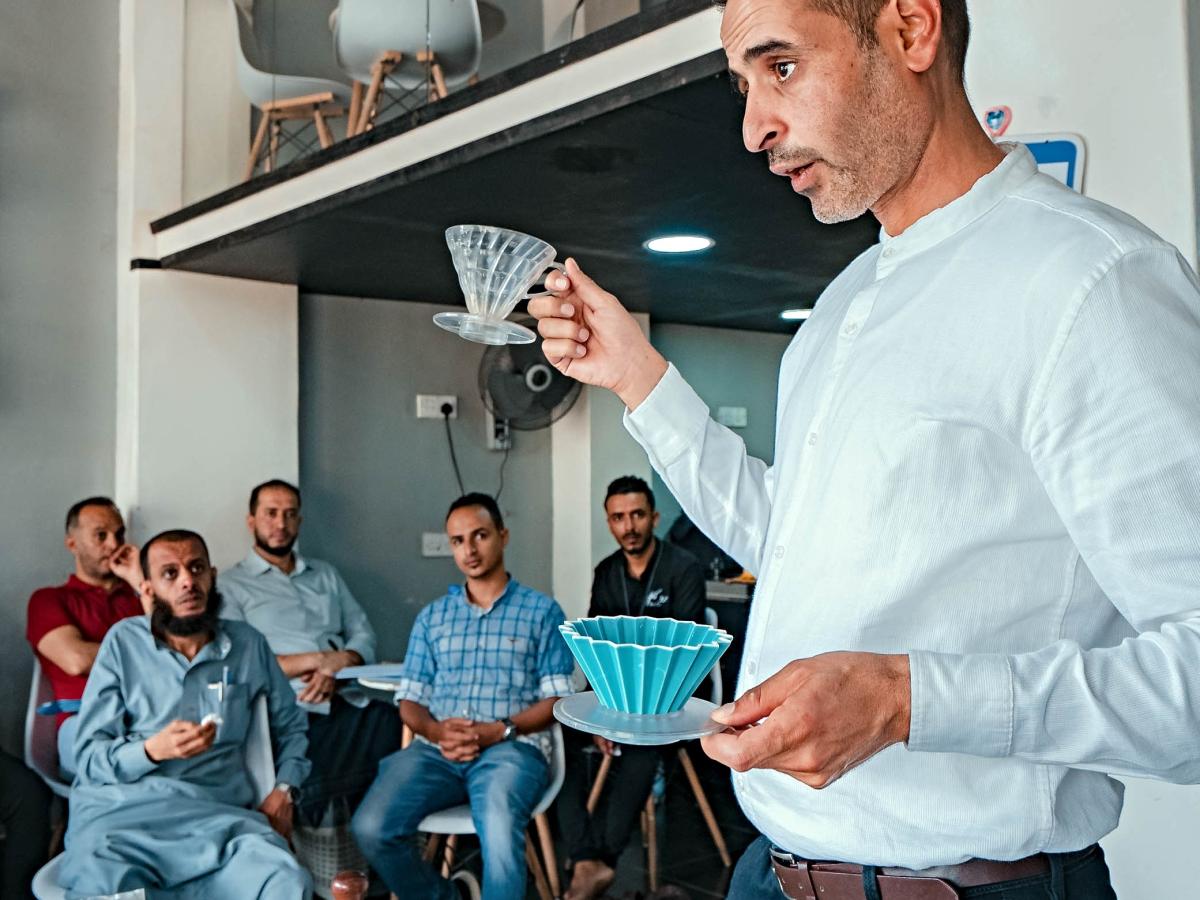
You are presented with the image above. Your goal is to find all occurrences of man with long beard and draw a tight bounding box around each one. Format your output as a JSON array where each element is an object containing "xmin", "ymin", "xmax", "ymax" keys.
[
  {"xmin": 221, "ymin": 478, "xmax": 401, "ymax": 829},
  {"xmin": 60, "ymin": 529, "xmax": 313, "ymax": 899}
]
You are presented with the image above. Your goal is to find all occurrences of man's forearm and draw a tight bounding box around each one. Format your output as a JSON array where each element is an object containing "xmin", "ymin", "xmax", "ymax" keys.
[
  {"xmin": 275, "ymin": 651, "xmax": 322, "ymax": 677},
  {"xmin": 399, "ymin": 700, "xmax": 440, "ymax": 742},
  {"xmin": 511, "ymin": 697, "xmax": 559, "ymax": 734}
]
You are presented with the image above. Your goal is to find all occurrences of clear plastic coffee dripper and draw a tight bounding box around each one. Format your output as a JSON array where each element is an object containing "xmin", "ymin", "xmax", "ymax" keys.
[{"xmin": 435, "ymin": 224, "xmax": 566, "ymax": 345}]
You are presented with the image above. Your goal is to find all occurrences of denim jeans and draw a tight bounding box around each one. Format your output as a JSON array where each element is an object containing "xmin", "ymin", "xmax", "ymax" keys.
[
  {"xmin": 351, "ymin": 738, "xmax": 548, "ymax": 900},
  {"xmin": 728, "ymin": 836, "xmax": 1118, "ymax": 900}
]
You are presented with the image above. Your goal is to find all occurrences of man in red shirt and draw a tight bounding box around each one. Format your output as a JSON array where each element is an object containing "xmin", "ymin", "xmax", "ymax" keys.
[{"xmin": 26, "ymin": 497, "xmax": 145, "ymax": 778}]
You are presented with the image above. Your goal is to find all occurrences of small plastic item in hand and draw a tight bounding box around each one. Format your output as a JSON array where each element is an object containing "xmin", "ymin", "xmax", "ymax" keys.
[
  {"xmin": 330, "ymin": 869, "xmax": 370, "ymax": 900},
  {"xmin": 200, "ymin": 713, "xmax": 224, "ymax": 728}
]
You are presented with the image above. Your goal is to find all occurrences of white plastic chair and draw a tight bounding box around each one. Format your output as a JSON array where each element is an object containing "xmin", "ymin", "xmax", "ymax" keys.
[
  {"xmin": 32, "ymin": 694, "xmax": 276, "ymax": 900},
  {"xmin": 332, "ymin": 0, "xmax": 482, "ymax": 134},
  {"xmin": 24, "ymin": 658, "xmax": 73, "ymax": 799},
  {"xmin": 232, "ymin": 0, "xmax": 354, "ymax": 179},
  {"xmin": 415, "ymin": 723, "xmax": 565, "ymax": 900}
]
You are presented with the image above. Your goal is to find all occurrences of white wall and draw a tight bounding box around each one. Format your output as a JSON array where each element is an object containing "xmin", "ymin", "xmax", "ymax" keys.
[{"xmin": 966, "ymin": 0, "xmax": 1196, "ymax": 265}]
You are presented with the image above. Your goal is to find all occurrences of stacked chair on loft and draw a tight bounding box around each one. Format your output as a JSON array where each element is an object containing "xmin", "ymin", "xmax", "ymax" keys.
[
  {"xmin": 232, "ymin": 0, "xmax": 354, "ymax": 180},
  {"xmin": 332, "ymin": 0, "xmax": 483, "ymax": 136}
]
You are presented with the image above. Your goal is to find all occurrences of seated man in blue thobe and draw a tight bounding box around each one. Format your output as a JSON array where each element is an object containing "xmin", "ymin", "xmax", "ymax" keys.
[
  {"xmin": 352, "ymin": 493, "xmax": 575, "ymax": 900},
  {"xmin": 61, "ymin": 528, "xmax": 313, "ymax": 900}
]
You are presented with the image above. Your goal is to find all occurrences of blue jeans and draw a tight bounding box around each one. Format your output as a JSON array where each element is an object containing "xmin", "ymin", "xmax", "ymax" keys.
[
  {"xmin": 728, "ymin": 836, "xmax": 1118, "ymax": 900},
  {"xmin": 351, "ymin": 739, "xmax": 548, "ymax": 900}
]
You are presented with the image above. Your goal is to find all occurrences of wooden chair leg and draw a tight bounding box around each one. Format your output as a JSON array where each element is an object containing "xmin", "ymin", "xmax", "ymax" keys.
[
  {"xmin": 359, "ymin": 50, "xmax": 402, "ymax": 134},
  {"xmin": 678, "ymin": 747, "xmax": 732, "ymax": 867},
  {"xmin": 244, "ymin": 110, "xmax": 270, "ymax": 181},
  {"xmin": 441, "ymin": 833, "xmax": 458, "ymax": 877},
  {"xmin": 422, "ymin": 832, "xmax": 444, "ymax": 864},
  {"xmin": 525, "ymin": 832, "xmax": 554, "ymax": 900},
  {"xmin": 535, "ymin": 812, "xmax": 561, "ymax": 899},
  {"xmin": 348, "ymin": 81, "xmax": 364, "ymax": 137},
  {"xmin": 644, "ymin": 795, "xmax": 659, "ymax": 892},
  {"xmin": 312, "ymin": 107, "xmax": 333, "ymax": 148},
  {"xmin": 430, "ymin": 61, "xmax": 448, "ymax": 100},
  {"xmin": 267, "ymin": 118, "xmax": 281, "ymax": 173},
  {"xmin": 586, "ymin": 753, "xmax": 612, "ymax": 815}
]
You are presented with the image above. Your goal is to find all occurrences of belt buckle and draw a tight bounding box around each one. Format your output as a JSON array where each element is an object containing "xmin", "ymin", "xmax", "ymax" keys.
[
  {"xmin": 769, "ymin": 848, "xmax": 817, "ymax": 900},
  {"xmin": 769, "ymin": 847, "xmax": 800, "ymax": 868}
]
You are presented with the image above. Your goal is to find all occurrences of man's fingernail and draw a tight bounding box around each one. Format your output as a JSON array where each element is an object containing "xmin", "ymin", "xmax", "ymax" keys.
[
  {"xmin": 711, "ymin": 702, "xmax": 736, "ymax": 722},
  {"xmin": 575, "ymin": 345, "xmax": 586, "ymax": 357},
  {"xmin": 562, "ymin": 303, "xmax": 574, "ymax": 316},
  {"xmin": 579, "ymin": 328, "xmax": 590, "ymax": 341}
]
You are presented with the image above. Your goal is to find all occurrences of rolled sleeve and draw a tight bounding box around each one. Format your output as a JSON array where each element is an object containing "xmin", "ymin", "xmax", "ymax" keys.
[
  {"xmin": 334, "ymin": 571, "xmax": 377, "ymax": 665},
  {"xmin": 536, "ymin": 601, "xmax": 574, "ymax": 699},
  {"xmin": 396, "ymin": 609, "xmax": 436, "ymax": 707},
  {"xmin": 906, "ymin": 649, "xmax": 1013, "ymax": 757}
]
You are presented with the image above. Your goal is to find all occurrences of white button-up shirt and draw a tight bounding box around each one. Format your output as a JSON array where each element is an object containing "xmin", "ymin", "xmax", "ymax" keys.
[{"xmin": 626, "ymin": 145, "xmax": 1200, "ymax": 868}]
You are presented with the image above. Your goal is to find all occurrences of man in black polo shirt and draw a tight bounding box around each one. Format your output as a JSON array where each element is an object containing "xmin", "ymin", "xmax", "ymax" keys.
[{"xmin": 559, "ymin": 475, "xmax": 706, "ymax": 900}]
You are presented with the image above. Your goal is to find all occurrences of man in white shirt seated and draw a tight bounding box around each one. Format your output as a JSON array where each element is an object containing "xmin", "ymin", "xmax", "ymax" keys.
[
  {"xmin": 61, "ymin": 528, "xmax": 312, "ymax": 899},
  {"xmin": 221, "ymin": 479, "xmax": 402, "ymax": 828}
]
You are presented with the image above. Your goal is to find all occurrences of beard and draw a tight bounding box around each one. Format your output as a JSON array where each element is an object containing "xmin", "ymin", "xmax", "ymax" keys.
[
  {"xmin": 254, "ymin": 531, "xmax": 296, "ymax": 558},
  {"xmin": 770, "ymin": 49, "xmax": 928, "ymax": 225},
  {"xmin": 151, "ymin": 588, "xmax": 223, "ymax": 641}
]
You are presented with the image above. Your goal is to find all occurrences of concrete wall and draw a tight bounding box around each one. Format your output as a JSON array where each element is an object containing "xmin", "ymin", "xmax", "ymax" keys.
[
  {"xmin": 298, "ymin": 294, "xmax": 555, "ymax": 661},
  {"xmin": 0, "ymin": 2, "xmax": 120, "ymax": 754}
]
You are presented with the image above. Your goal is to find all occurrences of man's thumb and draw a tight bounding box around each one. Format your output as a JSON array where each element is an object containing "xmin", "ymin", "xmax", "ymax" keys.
[{"xmin": 710, "ymin": 683, "xmax": 773, "ymax": 727}]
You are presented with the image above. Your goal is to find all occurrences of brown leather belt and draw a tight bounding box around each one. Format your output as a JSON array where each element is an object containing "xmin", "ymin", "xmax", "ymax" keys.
[{"xmin": 770, "ymin": 847, "xmax": 1050, "ymax": 900}]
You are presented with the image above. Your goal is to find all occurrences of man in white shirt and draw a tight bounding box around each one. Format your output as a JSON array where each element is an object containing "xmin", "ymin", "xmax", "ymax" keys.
[
  {"xmin": 529, "ymin": 0, "xmax": 1200, "ymax": 897},
  {"xmin": 221, "ymin": 479, "xmax": 402, "ymax": 828}
]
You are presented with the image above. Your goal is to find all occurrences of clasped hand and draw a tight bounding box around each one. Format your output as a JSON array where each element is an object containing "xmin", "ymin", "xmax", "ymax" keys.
[
  {"xmin": 701, "ymin": 652, "xmax": 911, "ymax": 789},
  {"xmin": 434, "ymin": 718, "xmax": 504, "ymax": 762}
]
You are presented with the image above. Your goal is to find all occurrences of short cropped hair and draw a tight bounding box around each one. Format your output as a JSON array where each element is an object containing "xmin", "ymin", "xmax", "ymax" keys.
[
  {"xmin": 605, "ymin": 476, "xmax": 656, "ymax": 511},
  {"xmin": 65, "ymin": 497, "xmax": 119, "ymax": 533},
  {"xmin": 140, "ymin": 529, "xmax": 211, "ymax": 578},
  {"xmin": 249, "ymin": 479, "xmax": 301, "ymax": 514},
  {"xmin": 446, "ymin": 493, "xmax": 505, "ymax": 531},
  {"xmin": 716, "ymin": 0, "xmax": 970, "ymax": 80}
]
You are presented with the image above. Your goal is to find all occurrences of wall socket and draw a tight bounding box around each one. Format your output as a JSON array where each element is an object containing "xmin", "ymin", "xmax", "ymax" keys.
[
  {"xmin": 421, "ymin": 531, "xmax": 453, "ymax": 557},
  {"xmin": 485, "ymin": 409, "xmax": 512, "ymax": 450},
  {"xmin": 416, "ymin": 394, "xmax": 457, "ymax": 419}
]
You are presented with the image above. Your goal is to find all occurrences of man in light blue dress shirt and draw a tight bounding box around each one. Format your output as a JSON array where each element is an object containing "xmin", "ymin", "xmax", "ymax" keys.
[
  {"xmin": 221, "ymin": 479, "xmax": 402, "ymax": 827},
  {"xmin": 61, "ymin": 528, "xmax": 312, "ymax": 899},
  {"xmin": 529, "ymin": 1, "xmax": 1200, "ymax": 897}
]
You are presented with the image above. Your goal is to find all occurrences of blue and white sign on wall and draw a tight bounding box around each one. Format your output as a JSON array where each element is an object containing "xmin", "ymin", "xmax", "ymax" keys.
[{"xmin": 1012, "ymin": 133, "xmax": 1087, "ymax": 193}]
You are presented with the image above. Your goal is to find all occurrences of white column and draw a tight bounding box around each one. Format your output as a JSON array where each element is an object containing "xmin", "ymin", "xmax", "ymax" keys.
[{"xmin": 116, "ymin": 0, "xmax": 298, "ymax": 568}]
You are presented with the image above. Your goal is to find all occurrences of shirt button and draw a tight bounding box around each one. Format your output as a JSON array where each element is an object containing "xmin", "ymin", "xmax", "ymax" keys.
[
  {"xmin": 842, "ymin": 322, "xmax": 859, "ymax": 336},
  {"xmin": 773, "ymin": 545, "xmax": 785, "ymax": 560},
  {"xmin": 882, "ymin": 246, "xmax": 894, "ymax": 258},
  {"xmin": 747, "ymin": 659, "xmax": 758, "ymax": 676},
  {"xmin": 807, "ymin": 432, "xmax": 818, "ymax": 446}
]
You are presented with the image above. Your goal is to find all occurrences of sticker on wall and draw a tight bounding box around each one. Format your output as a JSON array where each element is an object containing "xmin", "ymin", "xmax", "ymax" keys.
[
  {"xmin": 1011, "ymin": 133, "xmax": 1087, "ymax": 193},
  {"xmin": 983, "ymin": 105, "xmax": 1013, "ymax": 137}
]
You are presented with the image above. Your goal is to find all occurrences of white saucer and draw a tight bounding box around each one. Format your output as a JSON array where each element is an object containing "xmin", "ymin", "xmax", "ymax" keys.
[
  {"xmin": 433, "ymin": 312, "xmax": 536, "ymax": 345},
  {"xmin": 554, "ymin": 692, "xmax": 724, "ymax": 745}
]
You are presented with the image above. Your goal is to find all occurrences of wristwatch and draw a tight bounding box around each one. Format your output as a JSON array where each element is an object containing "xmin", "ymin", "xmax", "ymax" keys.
[
  {"xmin": 500, "ymin": 717, "xmax": 518, "ymax": 742},
  {"xmin": 274, "ymin": 782, "xmax": 297, "ymax": 801}
]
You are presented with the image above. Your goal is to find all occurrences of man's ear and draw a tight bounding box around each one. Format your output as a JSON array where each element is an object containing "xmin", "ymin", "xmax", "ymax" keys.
[
  {"xmin": 886, "ymin": 0, "xmax": 942, "ymax": 75},
  {"xmin": 500, "ymin": 528, "xmax": 510, "ymax": 549},
  {"xmin": 64, "ymin": 532, "xmax": 75, "ymax": 555},
  {"xmin": 652, "ymin": 510, "xmax": 661, "ymax": 531},
  {"xmin": 139, "ymin": 580, "xmax": 154, "ymax": 615},
  {"xmin": 245, "ymin": 513, "xmax": 256, "ymax": 536}
]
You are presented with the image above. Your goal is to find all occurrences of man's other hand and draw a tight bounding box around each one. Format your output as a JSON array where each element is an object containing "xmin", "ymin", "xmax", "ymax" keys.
[
  {"xmin": 259, "ymin": 787, "xmax": 294, "ymax": 841},
  {"xmin": 435, "ymin": 717, "xmax": 480, "ymax": 762},
  {"xmin": 701, "ymin": 652, "xmax": 911, "ymax": 789},
  {"xmin": 144, "ymin": 719, "xmax": 217, "ymax": 762},
  {"xmin": 297, "ymin": 670, "xmax": 336, "ymax": 704}
]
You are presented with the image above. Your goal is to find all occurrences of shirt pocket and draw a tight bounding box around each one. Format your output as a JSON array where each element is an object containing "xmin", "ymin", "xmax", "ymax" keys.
[
  {"xmin": 197, "ymin": 682, "xmax": 252, "ymax": 746},
  {"xmin": 495, "ymin": 636, "xmax": 532, "ymax": 687}
]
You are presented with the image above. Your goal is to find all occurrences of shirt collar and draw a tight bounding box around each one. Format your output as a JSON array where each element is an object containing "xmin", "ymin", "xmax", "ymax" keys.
[
  {"xmin": 67, "ymin": 573, "xmax": 136, "ymax": 598},
  {"xmin": 150, "ymin": 620, "xmax": 232, "ymax": 663},
  {"xmin": 876, "ymin": 143, "xmax": 1038, "ymax": 275},
  {"xmin": 241, "ymin": 548, "xmax": 308, "ymax": 577},
  {"xmin": 450, "ymin": 575, "xmax": 517, "ymax": 616}
]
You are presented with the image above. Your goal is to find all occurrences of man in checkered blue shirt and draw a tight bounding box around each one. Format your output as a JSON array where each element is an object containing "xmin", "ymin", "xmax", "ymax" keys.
[{"xmin": 352, "ymin": 493, "xmax": 574, "ymax": 900}]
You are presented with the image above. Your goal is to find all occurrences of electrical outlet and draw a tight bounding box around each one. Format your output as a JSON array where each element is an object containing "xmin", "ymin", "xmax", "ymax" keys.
[
  {"xmin": 421, "ymin": 532, "xmax": 453, "ymax": 557},
  {"xmin": 485, "ymin": 409, "xmax": 512, "ymax": 450},
  {"xmin": 416, "ymin": 394, "xmax": 457, "ymax": 419},
  {"xmin": 716, "ymin": 406, "xmax": 748, "ymax": 428}
]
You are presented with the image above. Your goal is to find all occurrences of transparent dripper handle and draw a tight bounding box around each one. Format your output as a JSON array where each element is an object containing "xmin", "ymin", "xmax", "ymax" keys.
[{"xmin": 523, "ymin": 261, "xmax": 567, "ymax": 299}]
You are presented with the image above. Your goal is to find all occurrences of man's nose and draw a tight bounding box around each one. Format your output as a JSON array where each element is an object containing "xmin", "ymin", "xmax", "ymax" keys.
[{"xmin": 742, "ymin": 92, "xmax": 781, "ymax": 154}]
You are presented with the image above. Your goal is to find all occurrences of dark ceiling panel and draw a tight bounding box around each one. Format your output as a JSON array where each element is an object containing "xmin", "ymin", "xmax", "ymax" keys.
[{"xmin": 161, "ymin": 66, "xmax": 879, "ymax": 334}]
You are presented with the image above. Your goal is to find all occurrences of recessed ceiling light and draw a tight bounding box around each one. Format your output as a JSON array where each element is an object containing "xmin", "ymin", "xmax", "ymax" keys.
[
  {"xmin": 643, "ymin": 235, "xmax": 715, "ymax": 253},
  {"xmin": 780, "ymin": 308, "xmax": 812, "ymax": 321}
]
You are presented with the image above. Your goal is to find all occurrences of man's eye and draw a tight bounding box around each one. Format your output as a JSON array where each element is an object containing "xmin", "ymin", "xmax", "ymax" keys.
[{"xmin": 773, "ymin": 61, "xmax": 797, "ymax": 81}]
